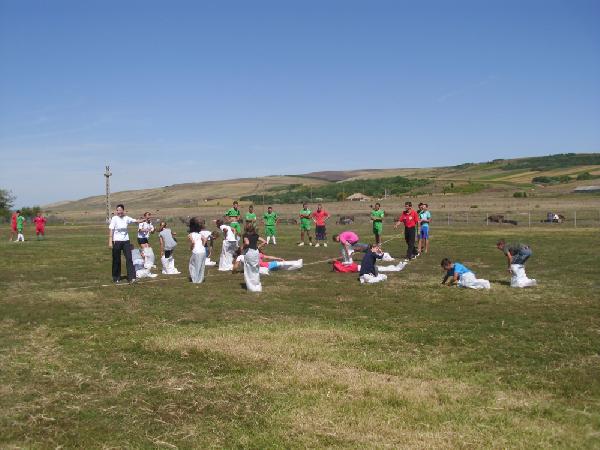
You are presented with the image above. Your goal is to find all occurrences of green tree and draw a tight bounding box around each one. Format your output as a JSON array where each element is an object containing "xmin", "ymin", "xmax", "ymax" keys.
[{"xmin": 0, "ymin": 189, "xmax": 15, "ymax": 219}]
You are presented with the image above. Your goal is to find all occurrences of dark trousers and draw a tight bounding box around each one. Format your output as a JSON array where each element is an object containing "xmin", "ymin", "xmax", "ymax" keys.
[
  {"xmin": 404, "ymin": 227, "xmax": 417, "ymax": 259},
  {"xmin": 112, "ymin": 240, "xmax": 135, "ymax": 281}
]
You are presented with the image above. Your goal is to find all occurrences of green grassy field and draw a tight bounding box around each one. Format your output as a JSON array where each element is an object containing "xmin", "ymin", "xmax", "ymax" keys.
[{"xmin": 1, "ymin": 223, "xmax": 599, "ymax": 448}]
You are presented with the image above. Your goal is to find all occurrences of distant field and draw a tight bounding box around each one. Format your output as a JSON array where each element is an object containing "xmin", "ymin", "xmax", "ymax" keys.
[{"xmin": 1, "ymin": 223, "xmax": 599, "ymax": 447}]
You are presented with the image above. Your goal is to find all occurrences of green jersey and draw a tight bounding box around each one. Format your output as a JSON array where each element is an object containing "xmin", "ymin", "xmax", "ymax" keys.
[
  {"xmin": 263, "ymin": 212, "xmax": 278, "ymax": 226},
  {"xmin": 17, "ymin": 216, "xmax": 25, "ymax": 230},
  {"xmin": 245, "ymin": 213, "xmax": 257, "ymax": 221},
  {"xmin": 225, "ymin": 208, "xmax": 241, "ymax": 220},
  {"xmin": 371, "ymin": 209, "xmax": 384, "ymax": 222},
  {"xmin": 299, "ymin": 209, "xmax": 312, "ymax": 227}
]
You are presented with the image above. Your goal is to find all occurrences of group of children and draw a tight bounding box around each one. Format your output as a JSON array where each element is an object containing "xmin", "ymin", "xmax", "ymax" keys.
[
  {"xmin": 8, "ymin": 210, "xmax": 47, "ymax": 242},
  {"xmin": 107, "ymin": 200, "xmax": 537, "ymax": 291}
]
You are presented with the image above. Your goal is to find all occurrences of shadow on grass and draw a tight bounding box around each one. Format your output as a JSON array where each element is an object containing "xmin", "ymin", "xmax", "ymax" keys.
[{"xmin": 490, "ymin": 279, "xmax": 511, "ymax": 286}]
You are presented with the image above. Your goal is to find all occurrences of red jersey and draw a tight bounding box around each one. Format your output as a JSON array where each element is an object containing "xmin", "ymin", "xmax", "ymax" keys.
[
  {"xmin": 34, "ymin": 216, "xmax": 47, "ymax": 229},
  {"xmin": 11, "ymin": 213, "xmax": 17, "ymax": 231},
  {"xmin": 398, "ymin": 209, "xmax": 419, "ymax": 228},
  {"xmin": 311, "ymin": 209, "xmax": 330, "ymax": 226}
]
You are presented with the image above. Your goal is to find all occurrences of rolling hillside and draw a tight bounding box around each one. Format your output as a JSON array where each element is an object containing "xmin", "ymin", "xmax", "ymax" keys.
[{"xmin": 46, "ymin": 153, "xmax": 600, "ymax": 218}]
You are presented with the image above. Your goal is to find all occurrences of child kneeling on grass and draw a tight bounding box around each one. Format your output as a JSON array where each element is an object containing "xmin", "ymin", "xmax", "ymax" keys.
[
  {"xmin": 441, "ymin": 258, "xmax": 490, "ymax": 290},
  {"xmin": 358, "ymin": 243, "xmax": 388, "ymax": 284}
]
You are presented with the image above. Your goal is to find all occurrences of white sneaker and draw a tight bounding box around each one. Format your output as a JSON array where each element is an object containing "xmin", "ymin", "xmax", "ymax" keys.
[
  {"xmin": 309, "ymin": 242, "xmax": 313, "ymax": 246},
  {"xmin": 298, "ymin": 242, "xmax": 305, "ymax": 246},
  {"xmin": 315, "ymin": 243, "xmax": 320, "ymax": 247},
  {"xmin": 324, "ymin": 242, "xmax": 328, "ymax": 247}
]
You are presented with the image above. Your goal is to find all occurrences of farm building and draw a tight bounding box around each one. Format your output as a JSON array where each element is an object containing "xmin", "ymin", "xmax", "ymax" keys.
[
  {"xmin": 346, "ymin": 192, "xmax": 371, "ymax": 201},
  {"xmin": 573, "ymin": 186, "xmax": 600, "ymax": 193}
]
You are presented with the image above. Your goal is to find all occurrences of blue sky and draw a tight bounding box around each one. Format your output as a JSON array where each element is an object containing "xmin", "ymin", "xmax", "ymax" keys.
[{"xmin": 1, "ymin": 0, "xmax": 599, "ymax": 207}]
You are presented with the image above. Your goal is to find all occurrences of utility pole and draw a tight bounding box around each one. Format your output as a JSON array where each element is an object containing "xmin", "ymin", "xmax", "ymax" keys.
[{"xmin": 104, "ymin": 165, "xmax": 112, "ymax": 223}]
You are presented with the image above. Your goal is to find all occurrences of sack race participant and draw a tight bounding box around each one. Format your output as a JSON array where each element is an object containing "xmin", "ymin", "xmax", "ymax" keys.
[
  {"xmin": 158, "ymin": 221, "xmax": 180, "ymax": 275},
  {"xmin": 333, "ymin": 260, "xmax": 360, "ymax": 273},
  {"xmin": 332, "ymin": 231, "xmax": 369, "ymax": 264},
  {"xmin": 441, "ymin": 258, "xmax": 490, "ymax": 290},
  {"xmin": 108, "ymin": 204, "xmax": 142, "ymax": 284},
  {"xmin": 358, "ymin": 244, "xmax": 388, "ymax": 284},
  {"xmin": 137, "ymin": 212, "xmax": 154, "ymax": 249},
  {"xmin": 496, "ymin": 239, "xmax": 537, "ymax": 288},
  {"xmin": 188, "ymin": 217, "xmax": 207, "ymax": 284},
  {"xmin": 33, "ymin": 212, "xmax": 47, "ymax": 240},
  {"xmin": 242, "ymin": 223, "xmax": 266, "ymax": 292},
  {"xmin": 217, "ymin": 219, "xmax": 239, "ymax": 271},
  {"xmin": 131, "ymin": 247, "xmax": 158, "ymax": 279},
  {"xmin": 200, "ymin": 229, "xmax": 218, "ymax": 266},
  {"xmin": 259, "ymin": 251, "xmax": 303, "ymax": 272}
]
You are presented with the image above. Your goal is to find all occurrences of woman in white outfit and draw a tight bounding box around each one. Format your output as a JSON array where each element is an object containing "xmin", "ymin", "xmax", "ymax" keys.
[
  {"xmin": 188, "ymin": 217, "xmax": 207, "ymax": 283},
  {"xmin": 241, "ymin": 223, "xmax": 267, "ymax": 292}
]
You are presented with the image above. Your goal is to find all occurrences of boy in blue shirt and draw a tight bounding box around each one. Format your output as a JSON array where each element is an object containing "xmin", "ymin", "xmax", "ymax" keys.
[
  {"xmin": 417, "ymin": 203, "xmax": 431, "ymax": 254},
  {"xmin": 441, "ymin": 258, "xmax": 490, "ymax": 289}
]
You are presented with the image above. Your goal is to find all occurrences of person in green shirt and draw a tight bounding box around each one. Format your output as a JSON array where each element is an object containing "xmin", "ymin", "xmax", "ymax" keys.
[
  {"xmin": 16, "ymin": 211, "xmax": 26, "ymax": 242},
  {"xmin": 225, "ymin": 201, "xmax": 242, "ymax": 234},
  {"xmin": 263, "ymin": 206, "xmax": 279, "ymax": 245},
  {"xmin": 298, "ymin": 202, "xmax": 313, "ymax": 246},
  {"xmin": 245, "ymin": 205, "xmax": 257, "ymax": 226},
  {"xmin": 370, "ymin": 202, "xmax": 385, "ymax": 244}
]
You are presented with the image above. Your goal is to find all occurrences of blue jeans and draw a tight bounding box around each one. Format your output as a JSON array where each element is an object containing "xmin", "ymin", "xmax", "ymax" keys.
[{"xmin": 512, "ymin": 247, "xmax": 532, "ymax": 265}]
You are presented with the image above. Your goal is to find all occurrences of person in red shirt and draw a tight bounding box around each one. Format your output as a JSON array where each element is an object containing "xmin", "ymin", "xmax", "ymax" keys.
[
  {"xmin": 394, "ymin": 201, "xmax": 419, "ymax": 260},
  {"xmin": 9, "ymin": 211, "xmax": 17, "ymax": 241},
  {"xmin": 311, "ymin": 203, "xmax": 330, "ymax": 247},
  {"xmin": 33, "ymin": 211, "xmax": 47, "ymax": 240}
]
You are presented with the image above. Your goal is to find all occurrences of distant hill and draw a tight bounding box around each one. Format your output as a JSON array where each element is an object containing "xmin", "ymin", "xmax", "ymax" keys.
[{"xmin": 46, "ymin": 153, "xmax": 600, "ymax": 215}]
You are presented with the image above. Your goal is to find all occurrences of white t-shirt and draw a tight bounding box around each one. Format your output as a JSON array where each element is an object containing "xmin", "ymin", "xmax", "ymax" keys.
[
  {"xmin": 220, "ymin": 224, "xmax": 237, "ymax": 242},
  {"xmin": 109, "ymin": 215, "xmax": 136, "ymax": 241},
  {"xmin": 189, "ymin": 232, "xmax": 206, "ymax": 255},
  {"xmin": 199, "ymin": 230, "xmax": 212, "ymax": 243},
  {"xmin": 137, "ymin": 221, "xmax": 154, "ymax": 239}
]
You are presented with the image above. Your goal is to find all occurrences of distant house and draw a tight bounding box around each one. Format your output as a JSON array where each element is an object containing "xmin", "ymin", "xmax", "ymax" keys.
[
  {"xmin": 346, "ymin": 192, "xmax": 371, "ymax": 201},
  {"xmin": 573, "ymin": 186, "xmax": 600, "ymax": 193}
]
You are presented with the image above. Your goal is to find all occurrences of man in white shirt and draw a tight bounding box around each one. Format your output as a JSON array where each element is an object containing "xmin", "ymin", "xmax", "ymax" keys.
[{"xmin": 108, "ymin": 204, "xmax": 143, "ymax": 284}]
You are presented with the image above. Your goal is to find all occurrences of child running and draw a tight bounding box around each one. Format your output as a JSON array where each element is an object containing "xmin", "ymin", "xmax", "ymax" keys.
[
  {"xmin": 158, "ymin": 221, "xmax": 180, "ymax": 275},
  {"xmin": 137, "ymin": 212, "xmax": 154, "ymax": 249},
  {"xmin": 370, "ymin": 203, "xmax": 385, "ymax": 244},
  {"xmin": 188, "ymin": 217, "xmax": 208, "ymax": 283},
  {"xmin": 311, "ymin": 203, "xmax": 330, "ymax": 247},
  {"xmin": 33, "ymin": 211, "xmax": 47, "ymax": 240},
  {"xmin": 417, "ymin": 203, "xmax": 431, "ymax": 254},
  {"xmin": 263, "ymin": 206, "xmax": 279, "ymax": 245},
  {"xmin": 298, "ymin": 202, "xmax": 313, "ymax": 246},
  {"xmin": 440, "ymin": 258, "xmax": 490, "ymax": 289}
]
